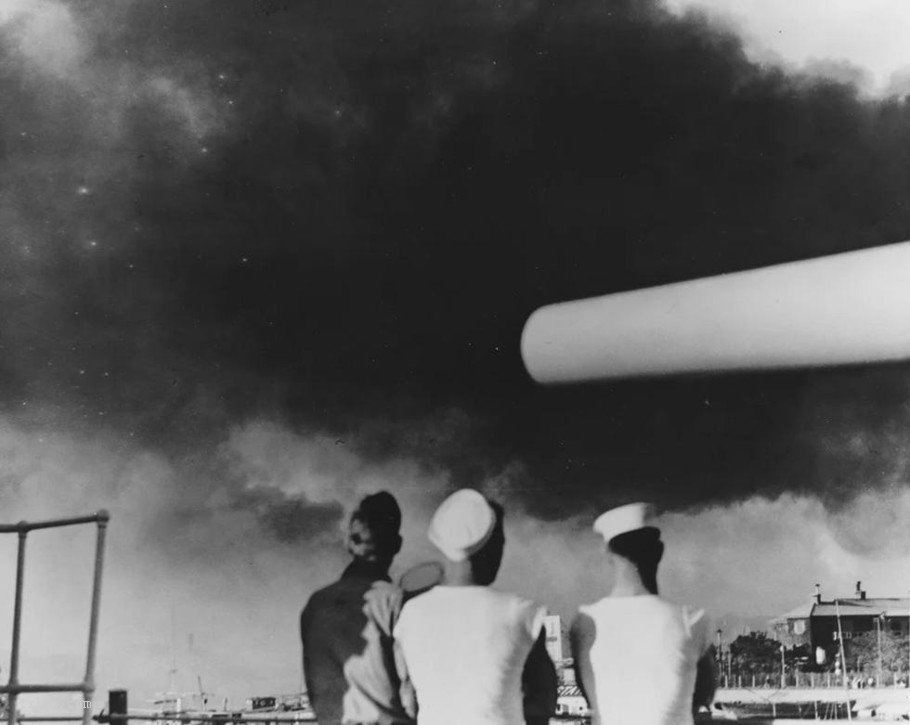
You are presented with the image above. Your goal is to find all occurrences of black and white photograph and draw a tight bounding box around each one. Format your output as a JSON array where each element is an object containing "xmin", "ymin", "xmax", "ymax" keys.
[{"xmin": 2, "ymin": 1, "xmax": 910, "ymax": 723}]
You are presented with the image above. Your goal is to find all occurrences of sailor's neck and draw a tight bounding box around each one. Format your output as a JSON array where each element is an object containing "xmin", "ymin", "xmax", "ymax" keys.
[
  {"xmin": 443, "ymin": 559, "xmax": 481, "ymax": 586},
  {"xmin": 342, "ymin": 558, "xmax": 392, "ymax": 582},
  {"xmin": 609, "ymin": 574, "xmax": 654, "ymax": 597}
]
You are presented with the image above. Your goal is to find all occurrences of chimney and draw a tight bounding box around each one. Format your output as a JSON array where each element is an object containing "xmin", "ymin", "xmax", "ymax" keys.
[
  {"xmin": 815, "ymin": 583, "xmax": 822, "ymax": 604},
  {"xmin": 855, "ymin": 581, "xmax": 866, "ymax": 600}
]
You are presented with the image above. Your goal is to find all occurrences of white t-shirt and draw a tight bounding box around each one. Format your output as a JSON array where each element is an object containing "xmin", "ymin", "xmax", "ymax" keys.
[
  {"xmin": 571, "ymin": 595, "xmax": 710, "ymax": 725},
  {"xmin": 393, "ymin": 585, "xmax": 547, "ymax": 725}
]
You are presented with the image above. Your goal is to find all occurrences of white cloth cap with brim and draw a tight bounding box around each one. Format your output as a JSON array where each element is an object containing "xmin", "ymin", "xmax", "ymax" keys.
[
  {"xmin": 428, "ymin": 489, "xmax": 496, "ymax": 562},
  {"xmin": 593, "ymin": 502, "xmax": 655, "ymax": 543}
]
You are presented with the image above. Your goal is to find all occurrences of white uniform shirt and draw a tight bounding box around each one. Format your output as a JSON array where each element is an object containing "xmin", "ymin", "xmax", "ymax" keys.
[
  {"xmin": 393, "ymin": 585, "xmax": 547, "ymax": 725},
  {"xmin": 571, "ymin": 595, "xmax": 710, "ymax": 725}
]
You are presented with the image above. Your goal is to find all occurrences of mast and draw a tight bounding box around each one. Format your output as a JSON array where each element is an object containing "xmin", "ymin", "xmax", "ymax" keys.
[
  {"xmin": 168, "ymin": 604, "xmax": 177, "ymax": 693},
  {"xmin": 834, "ymin": 599, "xmax": 852, "ymax": 722},
  {"xmin": 876, "ymin": 614, "xmax": 884, "ymax": 688}
]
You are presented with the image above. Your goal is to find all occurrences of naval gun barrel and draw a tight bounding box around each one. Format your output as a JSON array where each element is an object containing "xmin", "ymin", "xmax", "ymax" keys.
[{"xmin": 521, "ymin": 241, "xmax": 910, "ymax": 383}]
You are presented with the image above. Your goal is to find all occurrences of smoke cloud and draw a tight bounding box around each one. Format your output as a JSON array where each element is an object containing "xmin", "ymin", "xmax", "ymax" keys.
[{"xmin": 4, "ymin": 0, "xmax": 910, "ymax": 515}]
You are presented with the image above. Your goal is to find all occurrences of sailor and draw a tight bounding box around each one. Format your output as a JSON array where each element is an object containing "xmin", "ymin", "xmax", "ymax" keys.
[
  {"xmin": 393, "ymin": 488, "xmax": 557, "ymax": 725},
  {"xmin": 300, "ymin": 491, "xmax": 414, "ymax": 725},
  {"xmin": 570, "ymin": 502, "xmax": 715, "ymax": 725}
]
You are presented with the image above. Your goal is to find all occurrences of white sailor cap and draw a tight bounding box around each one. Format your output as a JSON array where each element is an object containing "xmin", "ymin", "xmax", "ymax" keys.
[
  {"xmin": 593, "ymin": 502, "xmax": 655, "ymax": 543},
  {"xmin": 428, "ymin": 489, "xmax": 497, "ymax": 562}
]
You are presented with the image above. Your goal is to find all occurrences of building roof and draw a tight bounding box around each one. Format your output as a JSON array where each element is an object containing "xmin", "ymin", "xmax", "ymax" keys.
[
  {"xmin": 812, "ymin": 598, "xmax": 910, "ymax": 618},
  {"xmin": 773, "ymin": 597, "xmax": 910, "ymax": 623},
  {"xmin": 771, "ymin": 600, "xmax": 815, "ymax": 624}
]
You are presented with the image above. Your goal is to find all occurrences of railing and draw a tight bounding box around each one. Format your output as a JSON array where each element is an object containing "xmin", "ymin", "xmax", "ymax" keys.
[
  {"xmin": 93, "ymin": 691, "xmax": 317, "ymax": 725},
  {"xmin": 0, "ymin": 513, "xmax": 110, "ymax": 725},
  {"xmin": 9, "ymin": 691, "xmax": 317, "ymax": 725},
  {"xmin": 716, "ymin": 669, "xmax": 910, "ymax": 689}
]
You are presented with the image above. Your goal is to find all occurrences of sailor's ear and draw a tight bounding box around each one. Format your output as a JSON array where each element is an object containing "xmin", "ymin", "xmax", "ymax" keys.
[
  {"xmin": 346, "ymin": 520, "xmax": 373, "ymax": 558},
  {"xmin": 391, "ymin": 533, "xmax": 402, "ymax": 556}
]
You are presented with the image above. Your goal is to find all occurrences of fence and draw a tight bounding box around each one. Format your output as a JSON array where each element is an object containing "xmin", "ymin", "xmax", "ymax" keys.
[{"xmin": 717, "ymin": 669, "xmax": 910, "ymax": 689}]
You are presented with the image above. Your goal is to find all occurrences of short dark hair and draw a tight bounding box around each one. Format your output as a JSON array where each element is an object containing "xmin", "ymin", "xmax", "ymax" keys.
[
  {"xmin": 469, "ymin": 500, "xmax": 505, "ymax": 585},
  {"xmin": 608, "ymin": 526, "xmax": 664, "ymax": 594},
  {"xmin": 353, "ymin": 491, "xmax": 401, "ymax": 535}
]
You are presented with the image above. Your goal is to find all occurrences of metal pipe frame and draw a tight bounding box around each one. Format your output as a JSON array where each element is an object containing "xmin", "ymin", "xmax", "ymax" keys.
[
  {"xmin": 2, "ymin": 512, "xmax": 109, "ymax": 725},
  {"xmin": 0, "ymin": 515, "xmax": 109, "ymax": 534},
  {"xmin": 0, "ymin": 686, "xmax": 86, "ymax": 695}
]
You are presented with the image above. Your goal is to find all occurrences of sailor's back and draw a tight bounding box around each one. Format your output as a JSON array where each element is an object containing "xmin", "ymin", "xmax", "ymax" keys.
[
  {"xmin": 394, "ymin": 585, "xmax": 546, "ymax": 725},
  {"xmin": 572, "ymin": 594, "xmax": 709, "ymax": 725}
]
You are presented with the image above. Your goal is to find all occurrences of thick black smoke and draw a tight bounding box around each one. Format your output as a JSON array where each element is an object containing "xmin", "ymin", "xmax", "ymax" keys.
[{"xmin": 3, "ymin": 0, "xmax": 910, "ymax": 533}]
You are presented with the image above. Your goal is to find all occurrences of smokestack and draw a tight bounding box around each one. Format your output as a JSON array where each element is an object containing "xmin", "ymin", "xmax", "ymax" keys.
[
  {"xmin": 855, "ymin": 581, "xmax": 866, "ymax": 600},
  {"xmin": 815, "ymin": 583, "xmax": 821, "ymax": 604}
]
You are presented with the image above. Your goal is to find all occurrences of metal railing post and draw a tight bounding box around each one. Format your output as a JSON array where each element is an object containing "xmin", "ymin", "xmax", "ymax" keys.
[
  {"xmin": 8, "ymin": 529, "xmax": 28, "ymax": 725},
  {"xmin": 82, "ymin": 514, "xmax": 109, "ymax": 725}
]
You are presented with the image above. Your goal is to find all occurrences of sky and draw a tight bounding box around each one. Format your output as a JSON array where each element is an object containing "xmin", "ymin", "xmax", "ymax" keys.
[
  {"xmin": 3, "ymin": 0, "xmax": 910, "ymax": 713},
  {"xmin": 666, "ymin": 0, "xmax": 910, "ymax": 93}
]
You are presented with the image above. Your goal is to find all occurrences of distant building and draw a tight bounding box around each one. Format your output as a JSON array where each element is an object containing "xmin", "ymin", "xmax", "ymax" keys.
[
  {"xmin": 772, "ymin": 582, "xmax": 910, "ymax": 666},
  {"xmin": 543, "ymin": 614, "xmax": 568, "ymax": 663},
  {"xmin": 772, "ymin": 600, "xmax": 814, "ymax": 648},
  {"xmin": 555, "ymin": 684, "xmax": 590, "ymax": 718},
  {"xmin": 245, "ymin": 693, "xmax": 312, "ymax": 714},
  {"xmin": 542, "ymin": 614, "xmax": 578, "ymax": 685},
  {"xmin": 543, "ymin": 616, "xmax": 591, "ymax": 715}
]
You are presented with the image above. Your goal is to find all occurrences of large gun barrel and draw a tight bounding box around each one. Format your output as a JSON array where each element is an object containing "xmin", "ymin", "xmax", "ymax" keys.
[{"xmin": 521, "ymin": 241, "xmax": 910, "ymax": 383}]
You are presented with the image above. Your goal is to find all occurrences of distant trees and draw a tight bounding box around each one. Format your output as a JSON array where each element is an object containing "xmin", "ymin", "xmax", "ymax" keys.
[
  {"xmin": 724, "ymin": 629, "xmax": 910, "ymax": 684},
  {"xmin": 784, "ymin": 644, "xmax": 810, "ymax": 669},
  {"xmin": 729, "ymin": 633, "xmax": 783, "ymax": 677},
  {"xmin": 849, "ymin": 629, "xmax": 910, "ymax": 675}
]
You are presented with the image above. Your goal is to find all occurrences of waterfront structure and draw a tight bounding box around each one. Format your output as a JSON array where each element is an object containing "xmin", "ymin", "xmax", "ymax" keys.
[
  {"xmin": 554, "ymin": 685, "xmax": 590, "ymax": 718},
  {"xmin": 542, "ymin": 614, "xmax": 579, "ymax": 686},
  {"xmin": 772, "ymin": 582, "xmax": 910, "ymax": 666},
  {"xmin": 543, "ymin": 614, "xmax": 568, "ymax": 662},
  {"xmin": 245, "ymin": 694, "xmax": 312, "ymax": 713}
]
